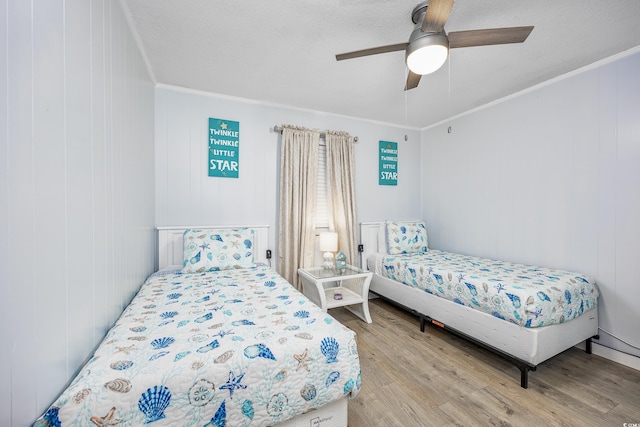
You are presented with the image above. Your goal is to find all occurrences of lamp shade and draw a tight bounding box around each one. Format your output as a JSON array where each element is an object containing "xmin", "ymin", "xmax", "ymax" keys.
[
  {"xmin": 406, "ymin": 31, "xmax": 449, "ymax": 75},
  {"xmin": 319, "ymin": 232, "xmax": 338, "ymax": 252}
]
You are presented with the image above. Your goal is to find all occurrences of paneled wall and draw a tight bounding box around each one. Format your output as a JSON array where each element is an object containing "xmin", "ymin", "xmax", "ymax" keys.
[
  {"xmin": 155, "ymin": 86, "xmax": 422, "ymax": 264},
  {"xmin": 421, "ymin": 51, "xmax": 640, "ymax": 358},
  {"xmin": 0, "ymin": 1, "xmax": 155, "ymax": 425}
]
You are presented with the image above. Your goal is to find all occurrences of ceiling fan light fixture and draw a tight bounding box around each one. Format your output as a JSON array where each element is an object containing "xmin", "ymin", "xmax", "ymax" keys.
[{"xmin": 406, "ymin": 32, "xmax": 449, "ymax": 75}]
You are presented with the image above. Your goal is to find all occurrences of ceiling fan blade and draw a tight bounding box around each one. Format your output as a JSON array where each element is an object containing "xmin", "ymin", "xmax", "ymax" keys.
[
  {"xmin": 448, "ymin": 26, "xmax": 534, "ymax": 48},
  {"xmin": 421, "ymin": 0, "xmax": 454, "ymax": 33},
  {"xmin": 336, "ymin": 43, "xmax": 408, "ymax": 61},
  {"xmin": 405, "ymin": 71, "xmax": 422, "ymax": 91}
]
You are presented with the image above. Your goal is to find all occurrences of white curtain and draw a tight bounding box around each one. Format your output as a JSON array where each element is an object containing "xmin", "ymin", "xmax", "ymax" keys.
[
  {"xmin": 277, "ymin": 126, "xmax": 320, "ymax": 289},
  {"xmin": 326, "ymin": 131, "xmax": 358, "ymax": 268}
]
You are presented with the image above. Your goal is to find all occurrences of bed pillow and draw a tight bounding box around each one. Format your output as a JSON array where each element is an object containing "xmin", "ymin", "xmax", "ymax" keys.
[
  {"xmin": 182, "ymin": 228, "xmax": 255, "ymax": 273},
  {"xmin": 386, "ymin": 220, "xmax": 428, "ymax": 255}
]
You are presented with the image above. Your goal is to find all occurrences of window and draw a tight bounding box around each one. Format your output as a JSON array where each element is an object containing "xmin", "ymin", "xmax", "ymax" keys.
[{"xmin": 315, "ymin": 139, "xmax": 329, "ymax": 229}]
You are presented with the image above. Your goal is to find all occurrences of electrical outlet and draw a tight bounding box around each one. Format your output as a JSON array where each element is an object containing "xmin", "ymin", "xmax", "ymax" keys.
[
  {"xmin": 266, "ymin": 249, "xmax": 272, "ymax": 259},
  {"xmin": 358, "ymin": 244, "xmax": 364, "ymax": 253}
]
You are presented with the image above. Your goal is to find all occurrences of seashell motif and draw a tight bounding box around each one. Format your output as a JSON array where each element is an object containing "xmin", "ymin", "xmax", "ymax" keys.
[
  {"xmin": 197, "ymin": 340, "xmax": 219, "ymax": 353},
  {"xmin": 160, "ymin": 311, "xmax": 178, "ymax": 319},
  {"xmin": 267, "ymin": 393, "xmax": 288, "ymax": 416},
  {"xmin": 40, "ymin": 407, "xmax": 60, "ymax": 426},
  {"xmin": 343, "ymin": 378, "xmax": 354, "ymax": 395},
  {"xmin": 130, "ymin": 326, "xmax": 147, "ymax": 333},
  {"xmin": 278, "ymin": 337, "xmax": 287, "ymax": 345},
  {"xmin": 174, "ymin": 351, "xmax": 190, "ymax": 362},
  {"xmin": 189, "ymin": 334, "xmax": 209, "ymax": 343},
  {"xmin": 149, "ymin": 351, "xmax": 169, "ymax": 361},
  {"xmin": 349, "ymin": 338, "xmax": 358, "ymax": 355},
  {"xmin": 325, "ymin": 371, "xmax": 340, "ymax": 387},
  {"xmin": 294, "ymin": 310, "xmax": 309, "ymax": 319},
  {"xmin": 194, "ymin": 313, "xmax": 212, "ymax": 323},
  {"xmin": 73, "ymin": 388, "xmax": 91, "ymax": 404},
  {"xmin": 208, "ymin": 401, "xmax": 226, "ymax": 427},
  {"xmin": 137, "ymin": 385, "xmax": 171, "ymax": 424},
  {"xmin": 128, "ymin": 336, "xmax": 147, "ymax": 341},
  {"xmin": 214, "ymin": 350, "xmax": 234, "ymax": 364},
  {"xmin": 320, "ymin": 337, "xmax": 339, "ymax": 363},
  {"xmin": 188, "ymin": 379, "xmax": 215, "ymax": 407},
  {"xmin": 143, "ymin": 304, "xmax": 156, "ymax": 309},
  {"xmin": 191, "ymin": 361, "xmax": 205, "ymax": 370},
  {"xmin": 241, "ymin": 399, "xmax": 254, "ymax": 420},
  {"xmin": 167, "ymin": 293, "xmax": 182, "ymax": 300},
  {"xmin": 274, "ymin": 369, "xmax": 287, "ymax": 381},
  {"xmin": 295, "ymin": 332, "xmax": 313, "ymax": 340},
  {"xmin": 255, "ymin": 330, "xmax": 274, "ymax": 339},
  {"xmin": 177, "ymin": 320, "xmax": 189, "ymax": 328},
  {"xmin": 110, "ymin": 360, "xmax": 133, "ymax": 371},
  {"xmin": 105, "ymin": 378, "xmax": 132, "ymax": 393},
  {"xmin": 300, "ymin": 384, "xmax": 317, "ymax": 401},
  {"xmin": 232, "ymin": 319, "xmax": 255, "ymax": 326},
  {"xmin": 264, "ymin": 280, "xmax": 276, "ymax": 288},
  {"xmin": 244, "ymin": 343, "xmax": 276, "ymax": 360},
  {"xmin": 151, "ymin": 337, "xmax": 175, "ymax": 349},
  {"xmin": 158, "ymin": 319, "xmax": 174, "ymax": 327}
]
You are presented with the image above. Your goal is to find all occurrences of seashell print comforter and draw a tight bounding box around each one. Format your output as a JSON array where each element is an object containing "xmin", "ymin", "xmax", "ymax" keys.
[
  {"xmin": 380, "ymin": 250, "xmax": 599, "ymax": 328},
  {"xmin": 34, "ymin": 266, "xmax": 361, "ymax": 426}
]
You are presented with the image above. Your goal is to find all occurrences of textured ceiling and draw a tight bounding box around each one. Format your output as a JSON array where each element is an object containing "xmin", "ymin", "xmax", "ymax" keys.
[{"xmin": 121, "ymin": 0, "xmax": 640, "ymax": 128}]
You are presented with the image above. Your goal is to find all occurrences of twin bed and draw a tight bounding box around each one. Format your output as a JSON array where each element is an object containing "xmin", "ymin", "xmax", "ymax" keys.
[
  {"xmin": 360, "ymin": 221, "xmax": 599, "ymax": 388},
  {"xmin": 35, "ymin": 226, "xmax": 360, "ymax": 427}
]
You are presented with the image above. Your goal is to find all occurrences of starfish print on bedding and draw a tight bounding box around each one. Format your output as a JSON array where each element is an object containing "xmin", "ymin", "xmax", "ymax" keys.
[
  {"xmin": 294, "ymin": 349, "xmax": 312, "ymax": 372},
  {"xmin": 114, "ymin": 344, "xmax": 135, "ymax": 354},
  {"xmin": 219, "ymin": 371, "xmax": 247, "ymax": 399},
  {"xmin": 90, "ymin": 407, "xmax": 122, "ymax": 426},
  {"xmin": 199, "ymin": 242, "xmax": 210, "ymax": 251}
]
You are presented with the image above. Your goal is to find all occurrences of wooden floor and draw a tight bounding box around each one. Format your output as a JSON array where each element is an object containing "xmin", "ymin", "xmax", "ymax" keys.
[{"xmin": 330, "ymin": 298, "xmax": 640, "ymax": 427}]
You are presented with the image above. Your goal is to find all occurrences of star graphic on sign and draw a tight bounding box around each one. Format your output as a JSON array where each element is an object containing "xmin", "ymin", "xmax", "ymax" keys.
[
  {"xmin": 219, "ymin": 371, "xmax": 247, "ymax": 399},
  {"xmin": 294, "ymin": 348, "xmax": 312, "ymax": 372},
  {"xmin": 220, "ymin": 122, "xmax": 228, "ymax": 130}
]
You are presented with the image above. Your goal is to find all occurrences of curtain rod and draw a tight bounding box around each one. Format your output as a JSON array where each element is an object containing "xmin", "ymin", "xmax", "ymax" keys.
[{"xmin": 273, "ymin": 125, "xmax": 358, "ymax": 143}]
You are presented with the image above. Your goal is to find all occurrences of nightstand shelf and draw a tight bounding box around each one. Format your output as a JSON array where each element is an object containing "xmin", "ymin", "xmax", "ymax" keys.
[{"xmin": 298, "ymin": 265, "xmax": 373, "ymax": 323}]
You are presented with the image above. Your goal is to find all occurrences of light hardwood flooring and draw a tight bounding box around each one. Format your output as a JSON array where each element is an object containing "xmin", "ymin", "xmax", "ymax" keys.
[{"xmin": 330, "ymin": 298, "xmax": 640, "ymax": 427}]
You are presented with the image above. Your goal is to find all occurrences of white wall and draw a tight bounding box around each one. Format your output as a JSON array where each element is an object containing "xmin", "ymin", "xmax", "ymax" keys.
[
  {"xmin": 0, "ymin": 1, "xmax": 155, "ymax": 425},
  {"xmin": 155, "ymin": 86, "xmax": 422, "ymax": 265},
  {"xmin": 421, "ymin": 51, "xmax": 640, "ymax": 358}
]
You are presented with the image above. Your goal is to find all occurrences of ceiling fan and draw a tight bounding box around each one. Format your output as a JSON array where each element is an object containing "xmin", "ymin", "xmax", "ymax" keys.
[{"xmin": 335, "ymin": 0, "xmax": 534, "ymax": 90}]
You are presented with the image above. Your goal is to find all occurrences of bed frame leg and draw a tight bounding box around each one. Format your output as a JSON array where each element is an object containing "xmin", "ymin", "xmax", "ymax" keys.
[
  {"xmin": 519, "ymin": 365, "xmax": 536, "ymax": 389},
  {"xmin": 420, "ymin": 315, "xmax": 426, "ymax": 332},
  {"xmin": 586, "ymin": 335, "xmax": 599, "ymax": 355},
  {"xmin": 520, "ymin": 366, "xmax": 528, "ymax": 389}
]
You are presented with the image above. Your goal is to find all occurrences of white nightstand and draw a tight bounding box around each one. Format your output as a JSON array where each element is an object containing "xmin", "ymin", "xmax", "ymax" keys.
[{"xmin": 298, "ymin": 265, "xmax": 373, "ymax": 323}]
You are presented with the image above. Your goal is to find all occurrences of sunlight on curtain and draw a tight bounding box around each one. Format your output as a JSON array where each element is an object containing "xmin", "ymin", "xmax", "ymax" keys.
[
  {"xmin": 326, "ymin": 131, "xmax": 358, "ymax": 267},
  {"xmin": 277, "ymin": 126, "xmax": 320, "ymax": 289}
]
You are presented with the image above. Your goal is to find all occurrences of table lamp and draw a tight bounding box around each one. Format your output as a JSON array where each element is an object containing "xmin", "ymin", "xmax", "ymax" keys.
[{"xmin": 319, "ymin": 232, "xmax": 338, "ymax": 269}]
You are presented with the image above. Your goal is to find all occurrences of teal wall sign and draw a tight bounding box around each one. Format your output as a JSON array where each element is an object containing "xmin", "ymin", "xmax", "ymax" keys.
[
  {"xmin": 379, "ymin": 140, "xmax": 398, "ymax": 185},
  {"xmin": 208, "ymin": 118, "xmax": 239, "ymax": 178}
]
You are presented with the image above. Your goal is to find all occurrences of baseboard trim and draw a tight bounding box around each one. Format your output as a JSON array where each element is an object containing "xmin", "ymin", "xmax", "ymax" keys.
[{"xmin": 576, "ymin": 341, "xmax": 640, "ymax": 372}]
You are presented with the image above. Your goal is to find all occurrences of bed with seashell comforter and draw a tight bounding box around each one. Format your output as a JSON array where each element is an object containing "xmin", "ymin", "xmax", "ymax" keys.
[
  {"xmin": 34, "ymin": 226, "xmax": 361, "ymax": 426},
  {"xmin": 361, "ymin": 221, "xmax": 599, "ymax": 388}
]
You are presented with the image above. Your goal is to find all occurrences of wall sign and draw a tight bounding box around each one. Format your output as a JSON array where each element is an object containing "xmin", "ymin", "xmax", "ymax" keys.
[
  {"xmin": 379, "ymin": 140, "xmax": 398, "ymax": 186},
  {"xmin": 208, "ymin": 118, "xmax": 239, "ymax": 178}
]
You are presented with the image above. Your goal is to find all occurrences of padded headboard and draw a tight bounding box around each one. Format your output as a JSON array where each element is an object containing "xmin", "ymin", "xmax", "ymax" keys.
[{"xmin": 157, "ymin": 225, "xmax": 270, "ymax": 270}]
